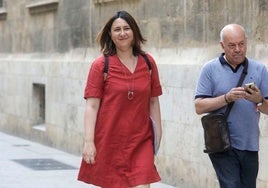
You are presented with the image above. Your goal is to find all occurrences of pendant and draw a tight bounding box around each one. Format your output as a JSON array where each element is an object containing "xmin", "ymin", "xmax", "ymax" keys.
[{"xmin": 128, "ymin": 91, "xmax": 134, "ymax": 100}]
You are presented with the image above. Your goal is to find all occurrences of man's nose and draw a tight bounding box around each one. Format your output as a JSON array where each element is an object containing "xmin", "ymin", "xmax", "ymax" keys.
[{"xmin": 234, "ymin": 44, "xmax": 242, "ymax": 51}]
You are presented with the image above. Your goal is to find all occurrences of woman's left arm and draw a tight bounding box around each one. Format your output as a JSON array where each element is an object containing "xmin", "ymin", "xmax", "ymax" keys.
[{"xmin": 150, "ymin": 96, "xmax": 162, "ymax": 150}]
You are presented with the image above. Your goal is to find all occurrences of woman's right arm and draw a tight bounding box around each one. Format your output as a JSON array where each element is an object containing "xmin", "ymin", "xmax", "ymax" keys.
[{"xmin": 82, "ymin": 98, "xmax": 100, "ymax": 164}]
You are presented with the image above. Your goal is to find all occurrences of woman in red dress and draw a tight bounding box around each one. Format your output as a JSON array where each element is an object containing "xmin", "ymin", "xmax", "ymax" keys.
[{"xmin": 78, "ymin": 10, "xmax": 162, "ymax": 188}]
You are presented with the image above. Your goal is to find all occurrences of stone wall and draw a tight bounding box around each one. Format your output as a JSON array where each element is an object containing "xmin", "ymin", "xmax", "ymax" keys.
[{"xmin": 1, "ymin": 0, "xmax": 268, "ymax": 187}]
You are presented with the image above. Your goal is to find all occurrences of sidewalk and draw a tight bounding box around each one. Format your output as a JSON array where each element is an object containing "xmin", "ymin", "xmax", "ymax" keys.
[{"xmin": 0, "ymin": 131, "xmax": 175, "ymax": 188}]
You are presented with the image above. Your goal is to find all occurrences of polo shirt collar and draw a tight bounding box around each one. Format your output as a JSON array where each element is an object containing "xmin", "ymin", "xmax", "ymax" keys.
[{"xmin": 219, "ymin": 53, "xmax": 247, "ymax": 73}]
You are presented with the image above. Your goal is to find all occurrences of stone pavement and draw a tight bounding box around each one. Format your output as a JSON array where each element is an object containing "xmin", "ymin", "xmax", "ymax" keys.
[{"xmin": 0, "ymin": 131, "xmax": 176, "ymax": 188}]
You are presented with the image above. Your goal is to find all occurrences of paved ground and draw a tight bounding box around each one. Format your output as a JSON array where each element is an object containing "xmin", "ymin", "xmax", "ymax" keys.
[{"xmin": 0, "ymin": 131, "xmax": 175, "ymax": 188}]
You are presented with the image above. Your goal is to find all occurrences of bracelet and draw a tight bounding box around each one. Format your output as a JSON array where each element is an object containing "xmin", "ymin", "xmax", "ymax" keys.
[{"xmin": 224, "ymin": 94, "xmax": 230, "ymax": 104}]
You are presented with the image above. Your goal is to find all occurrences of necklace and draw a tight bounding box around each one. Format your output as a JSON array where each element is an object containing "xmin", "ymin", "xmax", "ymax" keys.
[
  {"xmin": 118, "ymin": 56, "xmax": 136, "ymax": 100},
  {"xmin": 122, "ymin": 68, "xmax": 134, "ymax": 100}
]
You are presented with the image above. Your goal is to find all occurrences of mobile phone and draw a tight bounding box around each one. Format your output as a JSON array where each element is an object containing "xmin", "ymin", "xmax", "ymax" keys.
[{"xmin": 244, "ymin": 82, "xmax": 255, "ymax": 93}]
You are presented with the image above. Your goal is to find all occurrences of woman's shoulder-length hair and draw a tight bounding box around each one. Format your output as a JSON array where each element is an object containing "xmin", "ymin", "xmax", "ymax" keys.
[{"xmin": 96, "ymin": 10, "xmax": 147, "ymax": 56}]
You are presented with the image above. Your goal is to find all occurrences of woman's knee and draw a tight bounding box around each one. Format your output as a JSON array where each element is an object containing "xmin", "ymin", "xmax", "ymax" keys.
[{"xmin": 130, "ymin": 184, "xmax": 150, "ymax": 188}]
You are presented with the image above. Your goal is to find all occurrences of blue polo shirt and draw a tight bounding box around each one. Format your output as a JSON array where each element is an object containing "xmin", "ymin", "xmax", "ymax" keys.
[{"xmin": 195, "ymin": 53, "xmax": 268, "ymax": 151}]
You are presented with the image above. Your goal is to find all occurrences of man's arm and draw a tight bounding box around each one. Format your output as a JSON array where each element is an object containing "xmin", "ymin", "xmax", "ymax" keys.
[
  {"xmin": 195, "ymin": 87, "xmax": 247, "ymax": 115},
  {"xmin": 244, "ymin": 85, "xmax": 268, "ymax": 115},
  {"xmin": 194, "ymin": 95, "xmax": 228, "ymax": 115},
  {"xmin": 257, "ymin": 98, "xmax": 268, "ymax": 115}
]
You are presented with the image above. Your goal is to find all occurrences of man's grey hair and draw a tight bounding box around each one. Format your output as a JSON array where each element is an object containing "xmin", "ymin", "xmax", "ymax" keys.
[{"xmin": 220, "ymin": 24, "xmax": 246, "ymax": 42}]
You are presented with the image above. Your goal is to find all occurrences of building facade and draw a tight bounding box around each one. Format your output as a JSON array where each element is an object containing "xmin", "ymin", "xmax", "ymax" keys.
[{"xmin": 1, "ymin": 0, "xmax": 268, "ymax": 187}]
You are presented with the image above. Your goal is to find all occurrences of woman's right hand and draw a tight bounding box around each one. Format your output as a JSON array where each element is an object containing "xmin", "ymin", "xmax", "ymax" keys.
[{"xmin": 82, "ymin": 141, "xmax": 96, "ymax": 164}]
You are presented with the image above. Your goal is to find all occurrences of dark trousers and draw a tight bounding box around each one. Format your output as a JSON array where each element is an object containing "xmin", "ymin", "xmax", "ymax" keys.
[{"xmin": 209, "ymin": 148, "xmax": 259, "ymax": 188}]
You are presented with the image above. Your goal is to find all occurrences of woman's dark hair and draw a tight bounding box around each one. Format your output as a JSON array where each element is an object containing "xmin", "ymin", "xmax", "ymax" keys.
[{"xmin": 96, "ymin": 10, "xmax": 147, "ymax": 56}]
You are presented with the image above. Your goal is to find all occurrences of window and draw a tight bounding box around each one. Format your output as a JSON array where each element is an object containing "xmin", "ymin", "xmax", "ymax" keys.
[
  {"xmin": 94, "ymin": 0, "xmax": 116, "ymax": 4},
  {"xmin": 32, "ymin": 83, "xmax": 46, "ymax": 131},
  {"xmin": 26, "ymin": 0, "xmax": 59, "ymax": 14},
  {"xmin": 0, "ymin": 0, "xmax": 7, "ymax": 20}
]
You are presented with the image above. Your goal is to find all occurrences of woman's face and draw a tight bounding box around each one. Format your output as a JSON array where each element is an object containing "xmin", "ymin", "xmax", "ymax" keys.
[{"xmin": 110, "ymin": 18, "xmax": 134, "ymax": 51}]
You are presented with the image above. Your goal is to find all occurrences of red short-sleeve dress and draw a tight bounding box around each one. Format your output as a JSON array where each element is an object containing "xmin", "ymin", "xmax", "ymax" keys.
[{"xmin": 78, "ymin": 54, "xmax": 162, "ymax": 188}]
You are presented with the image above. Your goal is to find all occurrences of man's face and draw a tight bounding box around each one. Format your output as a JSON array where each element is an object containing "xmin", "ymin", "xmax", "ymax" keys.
[{"xmin": 220, "ymin": 29, "xmax": 247, "ymax": 66}]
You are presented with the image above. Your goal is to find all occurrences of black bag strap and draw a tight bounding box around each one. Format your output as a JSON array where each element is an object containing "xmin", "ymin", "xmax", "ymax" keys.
[
  {"xmin": 103, "ymin": 56, "xmax": 109, "ymax": 81},
  {"xmin": 141, "ymin": 54, "xmax": 152, "ymax": 71},
  {"xmin": 104, "ymin": 55, "xmax": 109, "ymax": 74},
  {"xmin": 225, "ymin": 58, "xmax": 248, "ymax": 117}
]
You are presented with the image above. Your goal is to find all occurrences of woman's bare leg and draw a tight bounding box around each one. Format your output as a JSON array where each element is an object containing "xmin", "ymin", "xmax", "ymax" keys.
[{"xmin": 130, "ymin": 184, "xmax": 150, "ymax": 188}]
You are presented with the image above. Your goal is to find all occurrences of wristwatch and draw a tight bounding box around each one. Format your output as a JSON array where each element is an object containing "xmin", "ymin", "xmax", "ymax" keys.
[{"xmin": 257, "ymin": 98, "xmax": 264, "ymax": 107}]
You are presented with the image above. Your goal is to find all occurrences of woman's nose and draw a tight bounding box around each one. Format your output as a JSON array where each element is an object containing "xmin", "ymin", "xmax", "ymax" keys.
[{"xmin": 119, "ymin": 29, "xmax": 125, "ymax": 36}]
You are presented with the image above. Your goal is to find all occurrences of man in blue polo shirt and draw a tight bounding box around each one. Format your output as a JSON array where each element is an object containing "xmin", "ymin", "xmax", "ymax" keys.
[{"xmin": 195, "ymin": 23, "xmax": 268, "ymax": 188}]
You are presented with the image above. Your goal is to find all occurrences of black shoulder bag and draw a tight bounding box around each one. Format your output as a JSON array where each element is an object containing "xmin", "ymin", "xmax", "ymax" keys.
[{"xmin": 201, "ymin": 59, "xmax": 248, "ymax": 154}]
